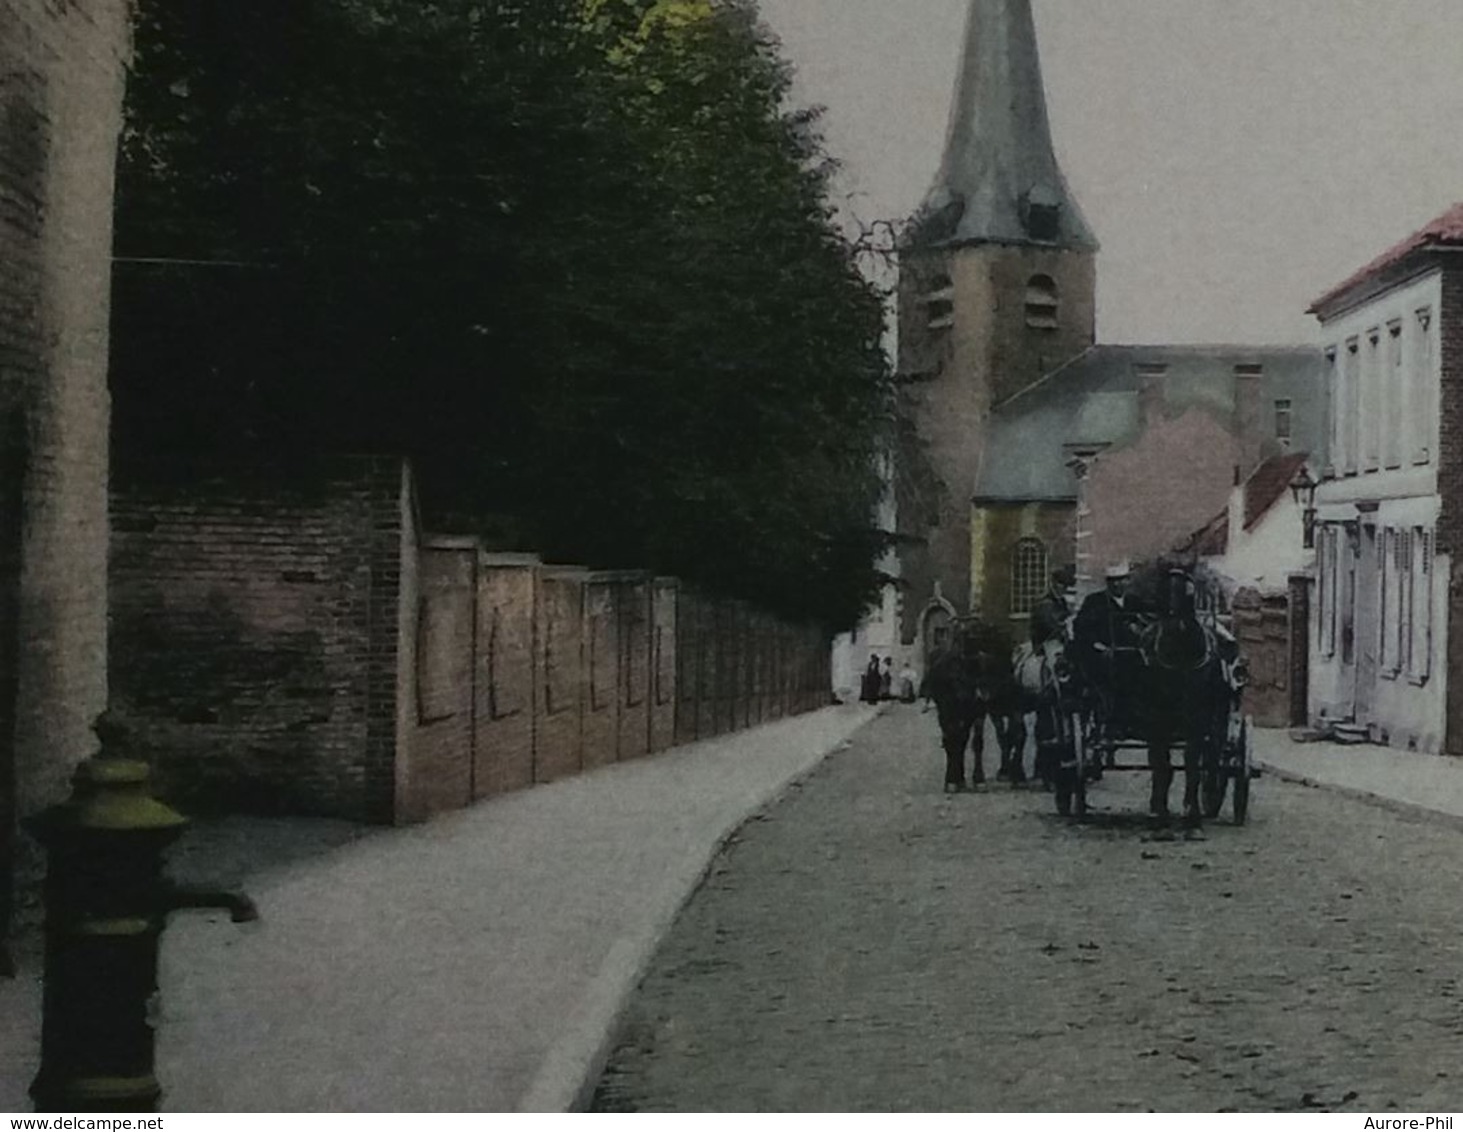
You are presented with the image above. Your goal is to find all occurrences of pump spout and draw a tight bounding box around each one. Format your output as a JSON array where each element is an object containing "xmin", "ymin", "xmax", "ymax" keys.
[{"xmin": 163, "ymin": 884, "xmax": 259, "ymax": 923}]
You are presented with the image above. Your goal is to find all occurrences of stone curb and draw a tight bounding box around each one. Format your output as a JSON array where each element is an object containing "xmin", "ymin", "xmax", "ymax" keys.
[
  {"xmin": 516, "ymin": 705, "xmax": 884, "ymax": 1113},
  {"xmin": 1255, "ymin": 759, "xmax": 1463, "ymax": 836}
]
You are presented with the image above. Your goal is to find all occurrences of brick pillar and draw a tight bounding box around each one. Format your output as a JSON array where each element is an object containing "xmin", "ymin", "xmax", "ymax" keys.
[
  {"xmin": 1437, "ymin": 269, "xmax": 1463, "ymax": 754},
  {"xmin": 1287, "ymin": 573, "xmax": 1311, "ymax": 728}
]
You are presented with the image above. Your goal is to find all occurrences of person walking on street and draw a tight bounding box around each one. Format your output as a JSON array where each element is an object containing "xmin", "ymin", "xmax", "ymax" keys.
[
  {"xmin": 898, "ymin": 661, "xmax": 918, "ymax": 703},
  {"xmin": 920, "ymin": 622, "xmax": 989, "ymax": 793},
  {"xmin": 860, "ymin": 656, "xmax": 882, "ymax": 704},
  {"xmin": 879, "ymin": 656, "xmax": 894, "ymax": 701}
]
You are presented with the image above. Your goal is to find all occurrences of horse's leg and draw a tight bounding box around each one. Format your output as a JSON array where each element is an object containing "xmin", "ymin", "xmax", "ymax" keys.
[
  {"xmin": 1182, "ymin": 699, "xmax": 1208, "ymax": 826},
  {"xmin": 1026, "ymin": 701, "xmax": 1052, "ymax": 787},
  {"xmin": 969, "ymin": 707, "xmax": 987, "ymax": 785},
  {"xmin": 1182, "ymin": 734, "xmax": 1203, "ymax": 827},
  {"xmin": 1148, "ymin": 726, "xmax": 1173, "ymax": 822},
  {"xmin": 940, "ymin": 709, "xmax": 968, "ymax": 790},
  {"xmin": 1006, "ymin": 710, "xmax": 1029, "ymax": 782}
]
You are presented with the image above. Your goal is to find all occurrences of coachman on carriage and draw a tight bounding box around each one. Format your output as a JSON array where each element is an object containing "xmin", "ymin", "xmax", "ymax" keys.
[{"xmin": 1022, "ymin": 559, "xmax": 1256, "ymax": 829}]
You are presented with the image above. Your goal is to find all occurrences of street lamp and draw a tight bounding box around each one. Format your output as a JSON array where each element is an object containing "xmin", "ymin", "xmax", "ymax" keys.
[{"xmin": 1289, "ymin": 464, "xmax": 1318, "ymax": 549}]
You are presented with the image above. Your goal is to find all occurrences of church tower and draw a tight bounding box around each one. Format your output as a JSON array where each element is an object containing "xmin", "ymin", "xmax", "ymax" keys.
[{"xmin": 896, "ymin": 0, "xmax": 1097, "ymax": 656}]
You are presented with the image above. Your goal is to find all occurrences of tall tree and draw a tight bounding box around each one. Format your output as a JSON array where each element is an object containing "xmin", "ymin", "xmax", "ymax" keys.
[{"xmin": 115, "ymin": 0, "xmax": 893, "ymax": 629}]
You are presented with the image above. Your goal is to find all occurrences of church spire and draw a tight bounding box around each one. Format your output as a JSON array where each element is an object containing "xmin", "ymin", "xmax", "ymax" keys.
[{"xmin": 911, "ymin": 0, "xmax": 1097, "ymax": 252}]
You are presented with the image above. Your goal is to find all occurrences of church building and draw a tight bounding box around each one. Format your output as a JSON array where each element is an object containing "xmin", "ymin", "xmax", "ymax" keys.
[{"xmin": 894, "ymin": 0, "xmax": 1328, "ymax": 669}]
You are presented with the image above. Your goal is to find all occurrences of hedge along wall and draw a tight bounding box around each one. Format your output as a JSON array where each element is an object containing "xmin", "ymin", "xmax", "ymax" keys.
[{"xmin": 110, "ymin": 457, "xmax": 832, "ymax": 824}]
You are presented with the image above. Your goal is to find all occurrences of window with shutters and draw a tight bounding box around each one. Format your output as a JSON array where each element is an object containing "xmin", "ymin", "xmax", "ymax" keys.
[
  {"xmin": 1321, "ymin": 527, "xmax": 1339, "ymax": 658},
  {"xmin": 1386, "ymin": 322, "xmax": 1404, "ymax": 468},
  {"xmin": 1386, "ymin": 529, "xmax": 1406, "ymax": 677},
  {"xmin": 1024, "ymin": 276, "xmax": 1059, "ymax": 330},
  {"xmin": 1398, "ymin": 531, "xmax": 1414, "ymax": 676},
  {"xmin": 1414, "ymin": 309, "xmax": 1434, "ymax": 464},
  {"xmin": 925, "ymin": 273, "xmax": 955, "ymax": 331},
  {"xmin": 1363, "ymin": 329, "xmax": 1381, "ymax": 471},
  {"xmin": 1379, "ymin": 529, "xmax": 1391, "ymax": 675},
  {"xmin": 1274, "ymin": 398, "xmax": 1293, "ymax": 445},
  {"xmin": 1324, "ymin": 348, "xmax": 1340, "ymax": 476},
  {"xmin": 1344, "ymin": 339, "xmax": 1361, "ymax": 475},
  {"xmin": 1011, "ymin": 537, "xmax": 1048, "ymax": 617},
  {"xmin": 1410, "ymin": 528, "xmax": 1433, "ymax": 683},
  {"xmin": 1341, "ymin": 529, "xmax": 1356, "ymax": 666},
  {"xmin": 1322, "ymin": 532, "xmax": 1334, "ymax": 655}
]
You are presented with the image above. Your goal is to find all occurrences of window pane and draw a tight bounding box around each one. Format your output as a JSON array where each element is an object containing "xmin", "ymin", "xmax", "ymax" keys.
[{"xmin": 1011, "ymin": 537, "xmax": 1049, "ymax": 616}]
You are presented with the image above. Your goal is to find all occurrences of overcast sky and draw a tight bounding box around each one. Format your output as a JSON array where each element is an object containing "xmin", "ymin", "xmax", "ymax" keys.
[{"xmin": 755, "ymin": 0, "xmax": 1463, "ymax": 346}]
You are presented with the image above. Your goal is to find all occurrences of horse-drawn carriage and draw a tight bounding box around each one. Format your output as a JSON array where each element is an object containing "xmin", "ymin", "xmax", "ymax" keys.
[{"xmin": 1024, "ymin": 563, "xmax": 1256, "ymax": 826}]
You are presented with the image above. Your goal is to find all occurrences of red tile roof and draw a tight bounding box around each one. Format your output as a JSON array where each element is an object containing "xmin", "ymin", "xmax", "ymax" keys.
[
  {"xmin": 1243, "ymin": 451, "xmax": 1309, "ymax": 532},
  {"xmin": 1178, "ymin": 509, "xmax": 1229, "ymax": 558},
  {"xmin": 1176, "ymin": 451, "xmax": 1310, "ymax": 558},
  {"xmin": 1310, "ymin": 202, "xmax": 1463, "ymax": 314}
]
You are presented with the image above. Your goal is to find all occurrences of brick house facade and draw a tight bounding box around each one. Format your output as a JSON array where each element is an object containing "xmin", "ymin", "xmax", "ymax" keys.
[{"xmin": 0, "ymin": 0, "xmax": 132, "ymax": 950}]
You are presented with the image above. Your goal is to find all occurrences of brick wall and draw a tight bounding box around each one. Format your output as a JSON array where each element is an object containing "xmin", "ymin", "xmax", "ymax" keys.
[
  {"xmin": 581, "ymin": 575, "xmax": 621, "ymax": 771},
  {"xmin": 0, "ymin": 0, "xmax": 130, "ymax": 941},
  {"xmin": 110, "ymin": 457, "xmax": 409, "ymax": 822},
  {"xmin": 476, "ymin": 555, "xmax": 537, "ymax": 794},
  {"xmin": 616, "ymin": 574, "xmax": 652, "ymax": 762},
  {"xmin": 113, "ymin": 460, "xmax": 833, "ymax": 823},
  {"xmin": 649, "ymin": 578, "xmax": 677, "ymax": 753},
  {"xmin": 534, "ymin": 569, "xmax": 585, "ymax": 783},
  {"xmin": 403, "ymin": 539, "xmax": 476, "ymax": 821},
  {"xmin": 674, "ymin": 587, "xmax": 702, "ymax": 746},
  {"xmin": 1435, "ymin": 264, "xmax": 1463, "ymax": 754},
  {"xmin": 1085, "ymin": 407, "xmax": 1240, "ymax": 576}
]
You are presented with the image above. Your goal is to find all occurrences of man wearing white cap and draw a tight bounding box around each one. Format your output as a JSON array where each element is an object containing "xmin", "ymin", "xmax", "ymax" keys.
[{"xmin": 1073, "ymin": 559, "xmax": 1144, "ymax": 737}]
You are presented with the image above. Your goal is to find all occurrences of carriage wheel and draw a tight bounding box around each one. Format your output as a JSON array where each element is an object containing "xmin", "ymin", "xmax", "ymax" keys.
[{"xmin": 1232, "ymin": 717, "xmax": 1253, "ymax": 826}]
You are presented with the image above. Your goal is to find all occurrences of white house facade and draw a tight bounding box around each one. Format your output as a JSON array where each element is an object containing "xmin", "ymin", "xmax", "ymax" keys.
[{"xmin": 1310, "ymin": 266, "xmax": 1448, "ymax": 751}]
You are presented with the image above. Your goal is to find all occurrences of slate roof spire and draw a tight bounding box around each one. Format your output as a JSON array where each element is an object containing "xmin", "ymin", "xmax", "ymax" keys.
[{"xmin": 910, "ymin": 0, "xmax": 1098, "ymax": 252}]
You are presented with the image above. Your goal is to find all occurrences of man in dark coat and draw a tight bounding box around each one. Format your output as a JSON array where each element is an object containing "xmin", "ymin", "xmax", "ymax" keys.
[
  {"xmin": 921, "ymin": 621, "xmax": 990, "ymax": 792},
  {"xmin": 1073, "ymin": 560, "xmax": 1145, "ymax": 736},
  {"xmin": 1030, "ymin": 565, "xmax": 1076, "ymax": 650}
]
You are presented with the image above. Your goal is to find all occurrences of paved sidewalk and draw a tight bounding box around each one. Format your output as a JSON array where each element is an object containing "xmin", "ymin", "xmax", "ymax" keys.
[
  {"xmin": 1254, "ymin": 727, "xmax": 1463, "ymax": 825},
  {"xmin": 0, "ymin": 704, "xmax": 877, "ymax": 1113}
]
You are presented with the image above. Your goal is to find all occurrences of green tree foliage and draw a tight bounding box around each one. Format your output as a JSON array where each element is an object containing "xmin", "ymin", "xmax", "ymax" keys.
[{"xmin": 114, "ymin": 0, "xmax": 893, "ymax": 629}]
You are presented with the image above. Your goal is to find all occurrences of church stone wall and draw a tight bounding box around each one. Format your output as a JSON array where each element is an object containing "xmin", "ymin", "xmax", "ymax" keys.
[
  {"xmin": 896, "ymin": 243, "xmax": 1094, "ymax": 645},
  {"xmin": 984, "ymin": 247, "xmax": 1097, "ymax": 406},
  {"xmin": 970, "ymin": 501, "xmax": 1077, "ymax": 627}
]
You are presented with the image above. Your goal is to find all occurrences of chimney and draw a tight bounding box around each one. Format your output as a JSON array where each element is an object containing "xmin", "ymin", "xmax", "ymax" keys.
[
  {"xmin": 1136, "ymin": 363, "xmax": 1167, "ymax": 425},
  {"xmin": 1234, "ymin": 365, "xmax": 1263, "ymax": 477}
]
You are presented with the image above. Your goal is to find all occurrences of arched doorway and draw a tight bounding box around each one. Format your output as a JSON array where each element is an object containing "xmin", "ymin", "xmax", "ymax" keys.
[{"xmin": 919, "ymin": 600, "xmax": 957, "ymax": 674}]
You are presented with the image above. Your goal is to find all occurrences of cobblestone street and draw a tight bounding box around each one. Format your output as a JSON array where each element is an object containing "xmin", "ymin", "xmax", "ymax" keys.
[{"xmin": 594, "ymin": 707, "xmax": 1463, "ymax": 1113}]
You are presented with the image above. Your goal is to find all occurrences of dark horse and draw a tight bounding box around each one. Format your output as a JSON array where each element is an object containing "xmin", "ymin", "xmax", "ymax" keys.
[{"xmin": 1137, "ymin": 569, "xmax": 1234, "ymax": 829}]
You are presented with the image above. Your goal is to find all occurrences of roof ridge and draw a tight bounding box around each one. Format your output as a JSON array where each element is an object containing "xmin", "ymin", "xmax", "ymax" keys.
[
  {"xmin": 1241, "ymin": 451, "xmax": 1311, "ymax": 532},
  {"xmin": 1099, "ymin": 342, "xmax": 1322, "ymax": 354},
  {"xmin": 1310, "ymin": 200, "xmax": 1463, "ymax": 314},
  {"xmin": 991, "ymin": 344, "xmax": 1100, "ymax": 412}
]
